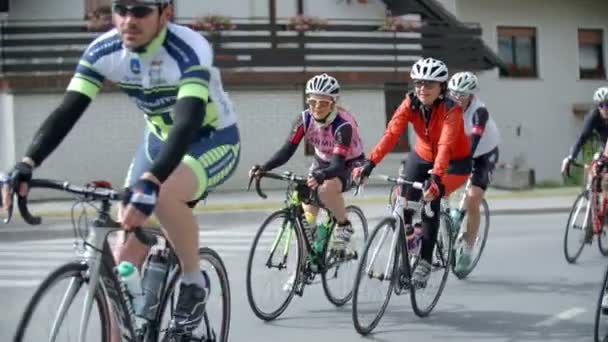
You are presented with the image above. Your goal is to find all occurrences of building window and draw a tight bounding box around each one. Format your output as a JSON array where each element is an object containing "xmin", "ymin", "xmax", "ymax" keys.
[
  {"xmin": 578, "ymin": 29, "xmax": 605, "ymax": 80},
  {"xmin": 384, "ymin": 84, "xmax": 409, "ymax": 153},
  {"xmin": 497, "ymin": 26, "xmax": 538, "ymax": 78}
]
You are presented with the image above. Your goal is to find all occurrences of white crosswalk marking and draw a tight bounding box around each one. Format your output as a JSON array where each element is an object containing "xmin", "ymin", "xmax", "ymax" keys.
[{"xmin": 0, "ymin": 227, "xmax": 274, "ymax": 288}]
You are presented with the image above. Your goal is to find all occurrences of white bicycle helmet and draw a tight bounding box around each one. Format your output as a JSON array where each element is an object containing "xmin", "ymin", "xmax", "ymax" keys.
[
  {"xmin": 410, "ymin": 58, "xmax": 449, "ymax": 82},
  {"xmin": 594, "ymin": 86, "xmax": 608, "ymax": 104},
  {"xmin": 306, "ymin": 73, "xmax": 340, "ymax": 100},
  {"xmin": 448, "ymin": 71, "xmax": 479, "ymax": 94}
]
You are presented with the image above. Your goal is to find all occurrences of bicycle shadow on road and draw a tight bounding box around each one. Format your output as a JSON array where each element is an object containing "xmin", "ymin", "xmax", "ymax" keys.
[
  {"xmin": 456, "ymin": 276, "xmax": 599, "ymax": 297},
  {"xmin": 377, "ymin": 305, "xmax": 593, "ymax": 341}
]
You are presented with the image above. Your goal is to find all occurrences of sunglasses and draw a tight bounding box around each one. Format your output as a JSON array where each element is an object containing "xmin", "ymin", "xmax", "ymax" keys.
[
  {"xmin": 307, "ymin": 98, "xmax": 333, "ymax": 108},
  {"xmin": 112, "ymin": 4, "xmax": 156, "ymax": 18},
  {"xmin": 599, "ymin": 102, "xmax": 608, "ymax": 109},
  {"xmin": 449, "ymin": 90, "xmax": 471, "ymax": 99},
  {"xmin": 413, "ymin": 80, "xmax": 439, "ymax": 88}
]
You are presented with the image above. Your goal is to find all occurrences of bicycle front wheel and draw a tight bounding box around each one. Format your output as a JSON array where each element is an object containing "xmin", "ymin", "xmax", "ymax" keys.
[
  {"xmin": 352, "ymin": 217, "xmax": 400, "ymax": 335},
  {"xmin": 410, "ymin": 211, "xmax": 452, "ymax": 317},
  {"xmin": 14, "ymin": 262, "xmax": 110, "ymax": 342},
  {"xmin": 322, "ymin": 205, "xmax": 369, "ymax": 306},
  {"xmin": 595, "ymin": 265, "xmax": 608, "ymax": 342},
  {"xmin": 452, "ymin": 198, "xmax": 491, "ymax": 279},
  {"xmin": 563, "ymin": 191, "xmax": 590, "ymax": 263},
  {"xmin": 246, "ymin": 210, "xmax": 301, "ymax": 321}
]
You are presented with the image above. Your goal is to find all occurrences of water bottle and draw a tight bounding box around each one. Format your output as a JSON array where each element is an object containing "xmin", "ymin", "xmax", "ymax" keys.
[
  {"xmin": 117, "ymin": 261, "xmax": 145, "ymax": 326},
  {"xmin": 138, "ymin": 251, "xmax": 169, "ymax": 321},
  {"xmin": 303, "ymin": 212, "xmax": 317, "ymax": 245},
  {"xmin": 312, "ymin": 223, "xmax": 328, "ymax": 255},
  {"xmin": 450, "ymin": 208, "xmax": 463, "ymax": 231},
  {"xmin": 405, "ymin": 223, "xmax": 422, "ymax": 254}
]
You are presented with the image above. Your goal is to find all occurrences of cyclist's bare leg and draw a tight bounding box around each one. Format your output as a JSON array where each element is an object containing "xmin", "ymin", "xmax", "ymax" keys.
[
  {"xmin": 464, "ymin": 185, "xmax": 484, "ymax": 247},
  {"xmin": 316, "ymin": 178, "xmax": 347, "ymax": 223},
  {"xmin": 109, "ymin": 164, "xmax": 199, "ymax": 341},
  {"xmin": 153, "ymin": 163, "xmax": 200, "ymax": 274},
  {"xmin": 301, "ymin": 203, "xmax": 320, "ymax": 219}
]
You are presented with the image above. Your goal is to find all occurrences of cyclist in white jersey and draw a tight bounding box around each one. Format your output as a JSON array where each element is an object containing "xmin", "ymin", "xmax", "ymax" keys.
[
  {"xmin": 448, "ymin": 71, "xmax": 500, "ymax": 273},
  {"xmin": 1, "ymin": 0, "xmax": 239, "ymax": 338}
]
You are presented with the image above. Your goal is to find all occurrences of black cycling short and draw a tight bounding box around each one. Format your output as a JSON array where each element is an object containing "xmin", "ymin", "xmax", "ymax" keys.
[
  {"xmin": 471, "ymin": 147, "xmax": 499, "ymax": 191},
  {"xmin": 310, "ymin": 155, "xmax": 365, "ymax": 192}
]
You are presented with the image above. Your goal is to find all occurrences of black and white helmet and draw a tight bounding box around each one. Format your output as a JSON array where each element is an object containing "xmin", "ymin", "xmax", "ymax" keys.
[
  {"xmin": 306, "ymin": 73, "xmax": 340, "ymax": 100},
  {"xmin": 594, "ymin": 86, "xmax": 608, "ymax": 104},
  {"xmin": 410, "ymin": 57, "xmax": 449, "ymax": 82},
  {"xmin": 448, "ymin": 71, "xmax": 479, "ymax": 94}
]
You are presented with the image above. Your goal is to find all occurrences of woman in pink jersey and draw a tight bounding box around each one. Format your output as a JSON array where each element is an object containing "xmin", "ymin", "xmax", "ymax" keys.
[{"xmin": 250, "ymin": 73, "xmax": 365, "ymax": 251}]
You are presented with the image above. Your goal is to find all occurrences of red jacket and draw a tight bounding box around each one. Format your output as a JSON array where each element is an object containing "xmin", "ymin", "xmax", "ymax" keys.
[{"xmin": 368, "ymin": 93, "xmax": 470, "ymax": 181}]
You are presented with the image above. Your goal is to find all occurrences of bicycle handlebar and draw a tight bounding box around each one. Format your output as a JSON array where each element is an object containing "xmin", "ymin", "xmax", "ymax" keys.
[
  {"xmin": 247, "ymin": 171, "xmax": 307, "ymax": 199},
  {"xmin": 372, "ymin": 174, "xmax": 433, "ymax": 217},
  {"xmin": 3, "ymin": 178, "xmax": 156, "ymax": 246}
]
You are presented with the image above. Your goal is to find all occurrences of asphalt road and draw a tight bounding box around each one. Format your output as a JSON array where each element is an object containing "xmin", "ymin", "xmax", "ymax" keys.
[{"xmin": 0, "ymin": 211, "xmax": 605, "ymax": 342}]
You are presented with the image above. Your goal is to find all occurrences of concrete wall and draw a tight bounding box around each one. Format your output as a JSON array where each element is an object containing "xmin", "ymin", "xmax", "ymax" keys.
[
  {"xmin": 6, "ymin": 86, "xmax": 407, "ymax": 198},
  {"xmin": 5, "ymin": 0, "xmax": 386, "ymax": 22},
  {"xmin": 0, "ymin": 93, "xmax": 15, "ymax": 173},
  {"xmin": 455, "ymin": 0, "xmax": 608, "ymax": 182}
]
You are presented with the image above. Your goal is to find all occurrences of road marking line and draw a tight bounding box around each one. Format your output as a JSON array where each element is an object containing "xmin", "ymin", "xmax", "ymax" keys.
[{"xmin": 533, "ymin": 307, "xmax": 586, "ymax": 327}]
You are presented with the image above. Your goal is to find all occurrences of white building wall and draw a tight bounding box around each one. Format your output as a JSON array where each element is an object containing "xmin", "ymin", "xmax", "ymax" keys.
[
  {"xmin": 0, "ymin": 93, "xmax": 15, "ymax": 172},
  {"xmin": 455, "ymin": 0, "xmax": 608, "ymax": 182},
  {"xmin": 7, "ymin": 87, "xmax": 405, "ymax": 199},
  {"xmin": 6, "ymin": 0, "xmax": 84, "ymax": 21}
]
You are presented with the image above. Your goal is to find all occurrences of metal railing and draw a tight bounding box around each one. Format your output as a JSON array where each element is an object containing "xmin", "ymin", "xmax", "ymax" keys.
[{"xmin": 0, "ymin": 18, "xmax": 494, "ymax": 76}]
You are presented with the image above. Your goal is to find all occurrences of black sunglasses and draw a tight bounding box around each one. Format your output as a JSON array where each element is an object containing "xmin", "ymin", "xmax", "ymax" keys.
[
  {"xmin": 600, "ymin": 102, "xmax": 608, "ymax": 109},
  {"xmin": 112, "ymin": 4, "xmax": 156, "ymax": 18}
]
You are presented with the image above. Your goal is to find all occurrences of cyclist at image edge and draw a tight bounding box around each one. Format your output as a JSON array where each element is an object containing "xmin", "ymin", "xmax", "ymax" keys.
[
  {"xmin": 447, "ymin": 71, "xmax": 501, "ymax": 273},
  {"xmin": 355, "ymin": 57, "xmax": 472, "ymax": 284},
  {"xmin": 561, "ymin": 86, "xmax": 608, "ymax": 178},
  {"xmin": 250, "ymin": 73, "xmax": 365, "ymax": 253},
  {"xmin": 1, "ymin": 0, "xmax": 240, "ymax": 338}
]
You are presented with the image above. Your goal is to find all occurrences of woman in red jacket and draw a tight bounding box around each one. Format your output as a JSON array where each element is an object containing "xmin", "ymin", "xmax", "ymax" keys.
[{"xmin": 356, "ymin": 57, "xmax": 472, "ymax": 285}]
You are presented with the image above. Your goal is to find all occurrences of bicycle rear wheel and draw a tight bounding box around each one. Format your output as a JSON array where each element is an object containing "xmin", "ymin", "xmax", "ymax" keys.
[
  {"xmin": 246, "ymin": 210, "xmax": 302, "ymax": 321},
  {"xmin": 563, "ymin": 191, "xmax": 590, "ymax": 263},
  {"xmin": 14, "ymin": 262, "xmax": 110, "ymax": 342},
  {"xmin": 410, "ymin": 211, "xmax": 452, "ymax": 317},
  {"xmin": 159, "ymin": 247, "xmax": 231, "ymax": 342},
  {"xmin": 352, "ymin": 217, "xmax": 400, "ymax": 335},
  {"xmin": 322, "ymin": 205, "xmax": 369, "ymax": 306},
  {"xmin": 595, "ymin": 265, "xmax": 608, "ymax": 342},
  {"xmin": 452, "ymin": 198, "xmax": 491, "ymax": 279}
]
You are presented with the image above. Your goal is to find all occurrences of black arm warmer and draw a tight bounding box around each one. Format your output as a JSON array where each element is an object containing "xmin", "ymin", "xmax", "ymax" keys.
[
  {"xmin": 469, "ymin": 107, "xmax": 489, "ymax": 156},
  {"xmin": 149, "ymin": 97, "xmax": 205, "ymax": 183},
  {"xmin": 262, "ymin": 114, "xmax": 305, "ymax": 171},
  {"xmin": 262, "ymin": 142, "xmax": 299, "ymax": 171},
  {"xmin": 571, "ymin": 109, "xmax": 598, "ymax": 159},
  {"xmin": 25, "ymin": 91, "xmax": 91, "ymax": 166}
]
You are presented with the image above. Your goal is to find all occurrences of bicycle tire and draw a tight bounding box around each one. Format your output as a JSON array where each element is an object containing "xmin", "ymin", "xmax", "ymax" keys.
[
  {"xmin": 322, "ymin": 205, "xmax": 369, "ymax": 306},
  {"xmin": 452, "ymin": 198, "xmax": 491, "ymax": 279},
  {"xmin": 246, "ymin": 209, "xmax": 302, "ymax": 321},
  {"xmin": 599, "ymin": 230, "xmax": 608, "ymax": 256},
  {"xmin": 159, "ymin": 247, "xmax": 231, "ymax": 342},
  {"xmin": 594, "ymin": 264, "xmax": 608, "ymax": 342},
  {"xmin": 14, "ymin": 262, "xmax": 110, "ymax": 342},
  {"xmin": 352, "ymin": 217, "xmax": 400, "ymax": 335},
  {"xmin": 410, "ymin": 211, "xmax": 452, "ymax": 317},
  {"xmin": 563, "ymin": 191, "xmax": 590, "ymax": 264}
]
